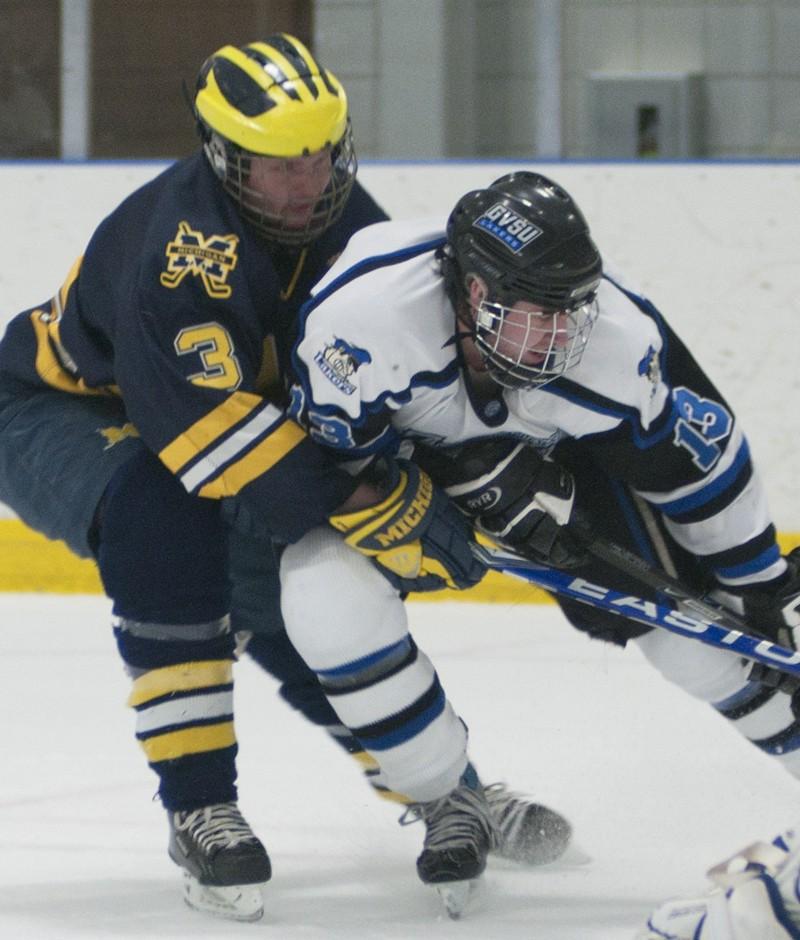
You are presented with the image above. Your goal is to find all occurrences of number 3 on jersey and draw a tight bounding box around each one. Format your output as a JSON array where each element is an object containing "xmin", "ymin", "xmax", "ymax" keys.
[
  {"xmin": 174, "ymin": 322, "xmax": 242, "ymax": 390},
  {"xmin": 672, "ymin": 386, "xmax": 732, "ymax": 471}
]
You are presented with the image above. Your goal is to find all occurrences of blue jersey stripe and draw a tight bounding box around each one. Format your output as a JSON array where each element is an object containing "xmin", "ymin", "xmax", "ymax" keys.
[{"xmin": 658, "ymin": 439, "xmax": 750, "ymax": 516}]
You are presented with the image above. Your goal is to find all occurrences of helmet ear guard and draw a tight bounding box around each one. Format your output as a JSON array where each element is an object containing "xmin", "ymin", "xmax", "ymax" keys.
[
  {"xmin": 193, "ymin": 34, "xmax": 357, "ymax": 244},
  {"xmin": 445, "ymin": 172, "xmax": 602, "ymax": 389}
]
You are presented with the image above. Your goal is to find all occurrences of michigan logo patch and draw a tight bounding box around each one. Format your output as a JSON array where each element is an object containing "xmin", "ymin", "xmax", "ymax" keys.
[
  {"xmin": 473, "ymin": 203, "xmax": 543, "ymax": 253},
  {"xmin": 160, "ymin": 222, "xmax": 239, "ymax": 299}
]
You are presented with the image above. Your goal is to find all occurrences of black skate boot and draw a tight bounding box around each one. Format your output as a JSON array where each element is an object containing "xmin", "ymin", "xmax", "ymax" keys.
[
  {"xmin": 404, "ymin": 765, "xmax": 497, "ymax": 918},
  {"xmin": 484, "ymin": 783, "xmax": 573, "ymax": 865},
  {"xmin": 168, "ymin": 801, "xmax": 271, "ymax": 921}
]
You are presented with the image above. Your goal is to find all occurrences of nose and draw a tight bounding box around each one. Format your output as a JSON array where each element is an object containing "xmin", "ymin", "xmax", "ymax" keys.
[
  {"xmin": 290, "ymin": 174, "xmax": 321, "ymax": 202},
  {"xmin": 551, "ymin": 312, "xmax": 571, "ymax": 348},
  {"xmin": 290, "ymin": 161, "xmax": 330, "ymax": 200}
]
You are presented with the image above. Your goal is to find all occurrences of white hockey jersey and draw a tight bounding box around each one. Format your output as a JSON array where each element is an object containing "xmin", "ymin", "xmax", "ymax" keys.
[{"xmin": 291, "ymin": 219, "xmax": 783, "ymax": 591}]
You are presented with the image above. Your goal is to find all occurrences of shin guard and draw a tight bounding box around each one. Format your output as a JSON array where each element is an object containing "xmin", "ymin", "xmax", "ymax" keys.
[{"xmin": 115, "ymin": 618, "xmax": 239, "ymax": 810}]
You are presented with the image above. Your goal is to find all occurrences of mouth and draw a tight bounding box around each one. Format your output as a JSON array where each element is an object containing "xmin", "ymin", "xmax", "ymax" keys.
[
  {"xmin": 280, "ymin": 203, "xmax": 319, "ymax": 229},
  {"xmin": 289, "ymin": 200, "xmax": 316, "ymax": 214}
]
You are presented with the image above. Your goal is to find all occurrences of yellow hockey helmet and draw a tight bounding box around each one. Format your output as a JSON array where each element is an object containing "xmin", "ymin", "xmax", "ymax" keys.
[{"xmin": 194, "ymin": 34, "xmax": 357, "ymax": 244}]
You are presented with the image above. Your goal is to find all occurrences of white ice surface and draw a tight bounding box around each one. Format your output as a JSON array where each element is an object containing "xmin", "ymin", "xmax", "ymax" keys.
[{"xmin": 2, "ymin": 594, "xmax": 799, "ymax": 939}]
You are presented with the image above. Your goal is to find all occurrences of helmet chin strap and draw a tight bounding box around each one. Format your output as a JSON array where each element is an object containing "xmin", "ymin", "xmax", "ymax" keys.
[
  {"xmin": 452, "ymin": 303, "xmax": 493, "ymax": 376},
  {"xmin": 454, "ymin": 300, "xmax": 477, "ymax": 339}
]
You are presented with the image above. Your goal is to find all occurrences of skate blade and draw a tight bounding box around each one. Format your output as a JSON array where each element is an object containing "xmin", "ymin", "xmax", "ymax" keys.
[
  {"xmin": 493, "ymin": 836, "xmax": 592, "ymax": 870},
  {"xmin": 435, "ymin": 878, "xmax": 476, "ymax": 919},
  {"xmin": 181, "ymin": 871, "xmax": 265, "ymax": 922},
  {"xmin": 551, "ymin": 839, "xmax": 592, "ymax": 867}
]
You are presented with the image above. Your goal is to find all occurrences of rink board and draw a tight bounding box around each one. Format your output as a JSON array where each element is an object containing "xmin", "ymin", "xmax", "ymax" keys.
[
  {"xmin": 3, "ymin": 160, "xmax": 800, "ymax": 599},
  {"xmin": 2, "ymin": 517, "xmax": 798, "ymax": 601}
]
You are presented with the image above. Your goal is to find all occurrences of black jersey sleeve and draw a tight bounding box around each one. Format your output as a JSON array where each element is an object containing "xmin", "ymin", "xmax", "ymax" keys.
[{"xmin": 554, "ymin": 293, "xmax": 781, "ymax": 589}]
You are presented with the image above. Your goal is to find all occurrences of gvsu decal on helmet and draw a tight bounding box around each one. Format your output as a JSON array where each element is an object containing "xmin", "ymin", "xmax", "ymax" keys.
[
  {"xmin": 314, "ymin": 337, "xmax": 372, "ymax": 395},
  {"xmin": 472, "ymin": 203, "xmax": 543, "ymax": 254}
]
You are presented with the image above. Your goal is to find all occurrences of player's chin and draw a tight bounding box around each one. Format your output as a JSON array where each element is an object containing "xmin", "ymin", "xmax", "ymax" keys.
[{"xmin": 283, "ymin": 206, "xmax": 317, "ymax": 228}]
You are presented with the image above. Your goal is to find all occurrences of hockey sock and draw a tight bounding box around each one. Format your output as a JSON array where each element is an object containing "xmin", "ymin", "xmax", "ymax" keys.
[
  {"xmin": 326, "ymin": 724, "xmax": 413, "ymax": 804},
  {"xmin": 115, "ymin": 618, "xmax": 239, "ymax": 811}
]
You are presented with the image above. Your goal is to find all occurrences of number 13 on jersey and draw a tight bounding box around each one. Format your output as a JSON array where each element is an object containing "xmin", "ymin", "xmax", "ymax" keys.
[{"xmin": 672, "ymin": 386, "xmax": 732, "ymax": 472}]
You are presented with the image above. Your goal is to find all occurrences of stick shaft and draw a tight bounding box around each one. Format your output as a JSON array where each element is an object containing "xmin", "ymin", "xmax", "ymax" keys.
[{"xmin": 475, "ymin": 543, "xmax": 800, "ymax": 682}]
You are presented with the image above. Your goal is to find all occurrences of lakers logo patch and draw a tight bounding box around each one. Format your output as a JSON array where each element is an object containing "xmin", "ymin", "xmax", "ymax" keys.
[
  {"xmin": 160, "ymin": 222, "xmax": 239, "ymax": 299},
  {"xmin": 314, "ymin": 337, "xmax": 372, "ymax": 396},
  {"xmin": 638, "ymin": 345, "xmax": 661, "ymax": 397}
]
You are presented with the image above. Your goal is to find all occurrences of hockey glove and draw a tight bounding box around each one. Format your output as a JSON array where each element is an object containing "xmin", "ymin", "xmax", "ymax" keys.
[
  {"xmin": 740, "ymin": 547, "xmax": 800, "ymax": 648},
  {"xmin": 328, "ymin": 459, "xmax": 486, "ymax": 594},
  {"xmin": 643, "ymin": 831, "xmax": 800, "ymax": 940},
  {"xmin": 414, "ymin": 438, "xmax": 587, "ymax": 568}
]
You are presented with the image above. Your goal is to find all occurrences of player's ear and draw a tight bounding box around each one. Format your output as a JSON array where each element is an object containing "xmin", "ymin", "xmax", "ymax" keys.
[{"xmin": 465, "ymin": 274, "xmax": 487, "ymax": 308}]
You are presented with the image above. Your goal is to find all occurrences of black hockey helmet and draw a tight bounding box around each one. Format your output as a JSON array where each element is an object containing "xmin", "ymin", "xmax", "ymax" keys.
[
  {"xmin": 442, "ymin": 172, "xmax": 603, "ymax": 388},
  {"xmin": 443, "ymin": 171, "xmax": 602, "ymax": 310}
]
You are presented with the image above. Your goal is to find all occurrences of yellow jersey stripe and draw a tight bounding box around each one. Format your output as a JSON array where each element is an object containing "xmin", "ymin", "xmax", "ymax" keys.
[
  {"xmin": 158, "ymin": 391, "xmax": 263, "ymax": 475},
  {"xmin": 197, "ymin": 419, "xmax": 306, "ymax": 497},
  {"xmin": 30, "ymin": 309, "xmax": 107, "ymax": 396},
  {"xmin": 127, "ymin": 659, "xmax": 233, "ymax": 707},
  {"xmin": 57, "ymin": 255, "xmax": 83, "ymax": 312},
  {"xmin": 139, "ymin": 721, "xmax": 236, "ymax": 763}
]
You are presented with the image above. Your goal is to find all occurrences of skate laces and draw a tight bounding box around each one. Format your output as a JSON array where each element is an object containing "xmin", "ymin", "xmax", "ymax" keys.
[
  {"xmin": 400, "ymin": 785, "xmax": 497, "ymax": 852},
  {"xmin": 174, "ymin": 802, "xmax": 258, "ymax": 853},
  {"xmin": 483, "ymin": 782, "xmax": 536, "ymax": 839}
]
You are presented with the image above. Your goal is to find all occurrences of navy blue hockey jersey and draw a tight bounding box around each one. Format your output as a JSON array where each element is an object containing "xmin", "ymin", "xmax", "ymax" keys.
[{"xmin": 0, "ymin": 152, "xmax": 388, "ymax": 541}]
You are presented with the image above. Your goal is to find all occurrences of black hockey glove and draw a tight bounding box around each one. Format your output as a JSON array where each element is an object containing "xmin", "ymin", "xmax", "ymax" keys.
[
  {"xmin": 739, "ymin": 548, "xmax": 800, "ymax": 649},
  {"xmin": 413, "ymin": 438, "xmax": 587, "ymax": 568},
  {"xmin": 328, "ymin": 458, "xmax": 486, "ymax": 594}
]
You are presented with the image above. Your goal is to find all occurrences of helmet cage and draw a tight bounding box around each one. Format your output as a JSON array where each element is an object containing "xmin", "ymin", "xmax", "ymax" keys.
[
  {"xmin": 473, "ymin": 294, "xmax": 598, "ymax": 390},
  {"xmin": 203, "ymin": 120, "xmax": 357, "ymax": 245},
  {"xmin": 443, "ymin": 171, "xmax": 603, "ymax": 388}
]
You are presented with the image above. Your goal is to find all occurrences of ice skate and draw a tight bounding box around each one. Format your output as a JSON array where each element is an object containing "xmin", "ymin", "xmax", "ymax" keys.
[
  {"xmin": 485, "ymin": 782, "xmax": 578, "ymax": 866},
  {"xmin": 403, "ymin": 768, "xmax": 497, "ymax": 919},
  {"xmin": 167, "ymin": 801, "xmax": 271, "ymax": 921}
]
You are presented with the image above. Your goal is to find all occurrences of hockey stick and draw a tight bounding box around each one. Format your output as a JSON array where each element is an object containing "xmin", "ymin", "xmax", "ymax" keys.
[{"xmin": 472, "ymin": 540, "xmax": 800, "ymax": 687}]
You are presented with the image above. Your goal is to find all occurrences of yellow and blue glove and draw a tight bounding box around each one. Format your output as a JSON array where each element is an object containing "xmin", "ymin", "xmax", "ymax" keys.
[{"xmin": 329, "ymin": 459, "xmax": 486, "ymax": 593}]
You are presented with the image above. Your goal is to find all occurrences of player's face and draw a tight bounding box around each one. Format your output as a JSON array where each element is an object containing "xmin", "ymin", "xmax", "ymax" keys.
[
  {"xmin": 246, "ymin": 150, "xmax": 332, "ymax": 229},
  {"xmin": 466, "ymin": 276, "xmax": 570, "ymax": 368},
  {"xmin": 490, "ymin": 301, "xmax": 572, "ymax": 366}
]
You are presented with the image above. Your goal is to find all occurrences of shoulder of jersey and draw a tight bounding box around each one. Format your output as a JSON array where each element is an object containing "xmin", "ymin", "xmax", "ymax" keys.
[
  {"xmin": 133, "ymin": 155, "xmax": 248, "ymax": 246},
  {"xmin": 566, "ymin": 267, "xmax": 666, "ymax": 403},
  {"xmin": 312, "ymin": 217, "xmax": 445, "ymax": 296},
  {"xmin": 135, "ymin": 155, "xmax": 271, "ymax": 301}
]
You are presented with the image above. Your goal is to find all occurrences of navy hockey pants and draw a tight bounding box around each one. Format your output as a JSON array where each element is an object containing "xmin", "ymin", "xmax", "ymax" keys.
[{"xmin": 0, "ymin": 380, "xmax": 338, "ymax": 809}]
